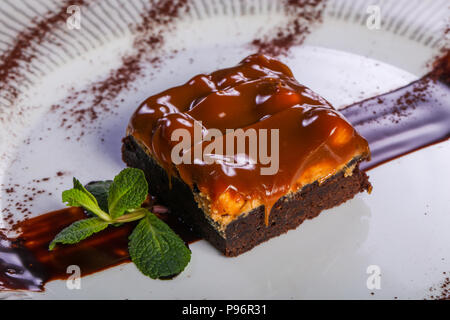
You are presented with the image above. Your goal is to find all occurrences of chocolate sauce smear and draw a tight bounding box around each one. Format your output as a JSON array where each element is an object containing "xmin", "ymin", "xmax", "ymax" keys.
[
  {"xmin": 341, "ymin": 76, "xmax": 450, "ymax": 171},
  {"xmin": 0, "ymin": 206, "xmax": 199, "ymax": 292}
]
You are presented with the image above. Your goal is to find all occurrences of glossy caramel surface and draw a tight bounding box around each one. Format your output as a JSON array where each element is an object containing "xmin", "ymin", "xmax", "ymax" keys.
[{"xmin": 128, "ymin": 54, "xmax": 370, "ymax": 225}]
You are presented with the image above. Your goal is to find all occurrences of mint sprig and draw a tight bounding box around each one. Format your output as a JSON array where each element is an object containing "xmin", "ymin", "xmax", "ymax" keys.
[{"xmin": 49, "ymin": 168, "xmax": 191, "ymax": 279}]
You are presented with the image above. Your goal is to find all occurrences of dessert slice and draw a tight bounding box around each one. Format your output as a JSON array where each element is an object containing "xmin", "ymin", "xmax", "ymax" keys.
[{"xmin": 122, "ymin": 54, "xmax": 371, "ymax": 256}]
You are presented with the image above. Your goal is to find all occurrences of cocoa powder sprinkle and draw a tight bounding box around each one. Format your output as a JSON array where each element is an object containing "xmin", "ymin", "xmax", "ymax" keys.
[
  {"xmin": 0, "ymin": 0, "xmax": 86, "ymax": 102},
  {"xmin": 251, "ymin": 0, "xmax": 326, "ymax": 56},
  {"xmin": 48, "ymin": 0, "xmax": 189, "ymax": 137}
]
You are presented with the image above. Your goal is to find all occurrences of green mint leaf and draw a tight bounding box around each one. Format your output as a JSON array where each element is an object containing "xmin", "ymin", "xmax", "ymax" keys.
[
  {"xmin": 73, "ymin": 178, "xmax": 98, "ymax": 204},
  {"xmin": 62, "ymin": 189, "xmax": 110, "ymax": 221},
  {"xmin": 107, "ymin": 168, "xmax": 148, "ymax": 219},
  {"xmin": 62, "ymin": 178, "xmax": 111, "ymax": 221},
  {"xmin": 49, "ymin": 217, "xmax": 109, "ymax": 250},
  {"xmin": 85, "ymin": 180, "xmax": 113, "ymax": 213},
  {"xmin": 128, "ymin": 211, "xmax": 191, "ymax": 279}
]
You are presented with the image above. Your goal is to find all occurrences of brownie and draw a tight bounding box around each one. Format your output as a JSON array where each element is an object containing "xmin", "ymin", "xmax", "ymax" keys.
[
  {"xmin": 122, "ymin": 135, "xmax": 371, "ymax": 256},
  {"xmin": 122, "ymin": 54, "xmax": 371, "ymax": 256}
]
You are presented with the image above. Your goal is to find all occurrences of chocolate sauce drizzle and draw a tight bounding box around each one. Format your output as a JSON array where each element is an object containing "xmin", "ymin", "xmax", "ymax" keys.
[
  {"xmin": 341, "ymin": 76, "xmax": 450, "ymax": 170},
  {"xmin": 1, "ymin": 74, "xmax": 449, "ymax": 292},
  {"xmin": 0, "ymin": 207, "xmax": 199, "ymax": 292}
]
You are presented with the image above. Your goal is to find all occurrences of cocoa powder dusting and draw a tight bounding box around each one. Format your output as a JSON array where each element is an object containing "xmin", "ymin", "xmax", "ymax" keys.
[
  {"xmin": 429, "ymin": 49, "xmax": 450, "ymax": 85},
  {"xmin": 0, "ymin": 0, "xmax": 86, "ymax": 103},
  {"xmin": 426, "ymin": 24, "xmax": 449, "ymax": 85},
  {"xmin": 1, "ymin": 172, "xmax": 69, "ymax": 229},
  {"xmin": 251, "ymin": 0, "xmax": 327, "ymax": 56},
  {"xmin": 355, "ymin": 44, "xmax": 449, "ymax": 126},
  {"xmin": 0, "ymin": 0, "xmax": 189, "ymax": 136},
  {"xmin": 427, "ymin": 272, "xmax": 450, "ymax": 300},
  {"xmin": 50, "ymin": 0, "xmax": 189, "ymax": 137}
]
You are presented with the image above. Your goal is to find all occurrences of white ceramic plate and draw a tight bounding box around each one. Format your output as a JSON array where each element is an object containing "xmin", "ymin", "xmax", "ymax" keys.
[{"xmin": 0, "ymin": 0, "xmax": 449, "ymax": 299}]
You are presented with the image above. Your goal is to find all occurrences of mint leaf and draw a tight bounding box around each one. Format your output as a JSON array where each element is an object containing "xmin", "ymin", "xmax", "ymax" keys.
[
  {"xmin": 62, "ymin": 185, "xmax": 111, "ymax": 222},
  {"xmin": 128, "ymin": 211, "xmax": 191, "ymax": 279},
  {"xmin": 107, "ymin": 168, "xmax": 148, "ymax": 219},
  {"xmin": 49, "ymin": 217, "xmax": 109, "ymax": 250},
  {"xmin": 85, "ymin": 180, "xmax": 113, "ymax": 213},
  {"xmin": 73, "ymin": 178, "xmax": 98, "ymax": 204}
]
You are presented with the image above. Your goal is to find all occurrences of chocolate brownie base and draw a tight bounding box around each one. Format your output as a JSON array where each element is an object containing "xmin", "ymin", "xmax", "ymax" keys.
[{"xmin": 122, "ymin": 135, "xmax": 371, "ymax": 257}]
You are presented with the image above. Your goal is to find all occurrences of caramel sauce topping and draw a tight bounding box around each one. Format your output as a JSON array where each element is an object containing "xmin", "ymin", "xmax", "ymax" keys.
[{"xmin": 128, "ymin": 54, "xmax": 370, "ymax": 226}]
